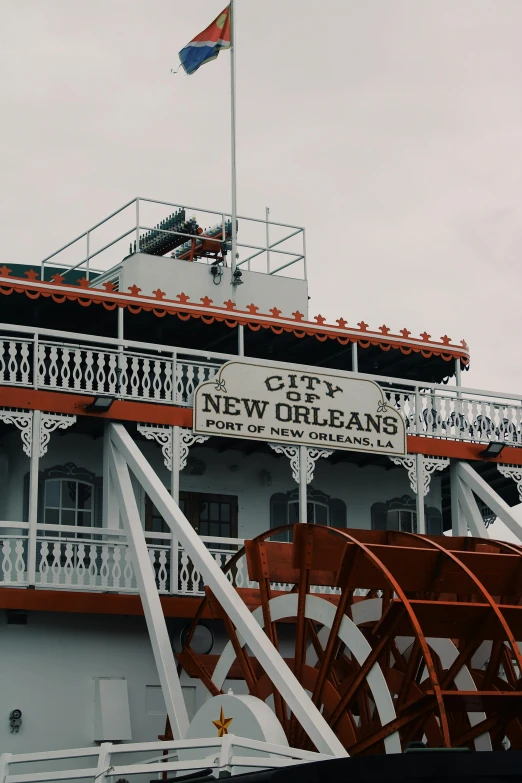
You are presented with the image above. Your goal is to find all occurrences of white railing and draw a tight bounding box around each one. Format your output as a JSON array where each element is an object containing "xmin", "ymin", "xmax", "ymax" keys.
[
  {"xmin": 0, "ymin": 735, "xmax": 330, "ymax": 783},
  {"xmin": 177, "ymin": 535, "xmax": 253, "ymax": 595},
  {"xmin": 0, "ymin": 323, "xmax": 520, "ymax": 445},
  {"xmin": 384, "ymin": 386, "xmax": 522, "ymax": 444},
  {"xmin": 0, "ymin": 526, "xmax": 250, "ymax": 596},
  {"xmin": 0, "ymin": 526, "xmax": 344, "ymax": 598},
  {"xmin": 37, "ymin": 196, "xmax": 307, "ymax": 282},
  {"xmin": 0, "ymin": 523, "xmax": 28, "ymax": 586},
  {"xmin": 0, "ymin": 334, "xmax": 220, "ymax": 406}
]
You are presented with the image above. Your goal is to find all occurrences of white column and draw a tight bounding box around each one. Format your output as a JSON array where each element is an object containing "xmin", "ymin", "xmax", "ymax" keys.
[
  {"xmin": 27, "ymin": 410, "xmax": 40, "ymax": 586},
  {"xmin": 415, "ymin": 452, "xmax": 426, "ymax": 534},
  {"xmin": 171, "ymin": 426, "xmax": 180, "ymax": 594},
  {"xmin": 238, "ymin": 324, "xmax": 244, "ymax": 356},
  {"xmin": 450, "ymin": 462, "xmax": 466, "ymax": 536},
  {"xmin": 455, "ymin": 357, "xmax": 462, "ymax": 386},
  {"xmin": 299, "ymin": 445, "xmax": 307, "ymax": 523},
  {"xmin": 351, "ymin": 342, "xmax": 358, "ymax": 373}
]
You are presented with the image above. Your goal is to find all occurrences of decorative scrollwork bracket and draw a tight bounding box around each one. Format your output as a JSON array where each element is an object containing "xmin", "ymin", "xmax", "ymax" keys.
[{"xmin": 391, "ymin": 454, "xmax": 449, "ymax": 497}]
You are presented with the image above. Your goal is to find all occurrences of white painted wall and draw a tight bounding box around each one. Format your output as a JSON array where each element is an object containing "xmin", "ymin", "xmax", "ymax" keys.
[
  {"xmin": 0, "ymin": 610, "xmax": 315, "ymax": 756},
  {"xmin": 118, "ymin": 253, "xmax": 309, "ymax": 318},
  {"xmin": 0, "ymin": 612, "xmax": 217, "ymax": 754},
  {"xmin": 0, "ymin": 428, "xmax": 441, "ymax": 534}
]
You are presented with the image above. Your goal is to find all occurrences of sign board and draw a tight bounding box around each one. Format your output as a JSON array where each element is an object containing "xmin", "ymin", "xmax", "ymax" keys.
[{"xmin": 194, "ymin": 361, "xmax": 406, "ymax": 456}]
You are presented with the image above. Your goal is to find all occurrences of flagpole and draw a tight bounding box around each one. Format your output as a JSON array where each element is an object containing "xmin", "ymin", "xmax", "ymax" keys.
[{"xmin": 230, "ymin": 0, "xmax": 238, "ymax": 276}]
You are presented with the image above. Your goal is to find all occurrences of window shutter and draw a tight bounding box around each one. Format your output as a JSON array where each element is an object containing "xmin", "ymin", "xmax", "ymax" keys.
[
  {"xmin": 426, "ymin": 506, "xmax": 443, "ymax": 536},
  {"xmin": 371, "ymin": 502, "xmax": 388, "ymax": 531},
  {"xmin": 270, "ymin": 494, "xmax": 289, "ymax": 542},
  {"xmin": 330, "ymin": 499, "xmax": 347, "ymax": 529}
]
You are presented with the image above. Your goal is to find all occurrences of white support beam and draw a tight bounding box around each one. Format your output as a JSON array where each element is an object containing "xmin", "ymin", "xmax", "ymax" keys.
[
  {"xmin": 108, "ymin": 423, "xmax": 347, "ymax": 757},
  {"xmin": 171, "ymin": 425, "xmax": 180, "ymax": 594},
  {"xmin": 457, "ymin": 477, "xmax": 490, "ymax": 539},
  {"xmin": 450, "ymin": 462, "xmax": 467, "ymax": 536},
  {"xmin": 415, "ymin": 453, "xmax": 426, "ymax": 534},
  {"xmin": 455, "ymin": 461, "xmax": 522, "ymax": 542},
  {"xmin": 108, "ymin": 441, "xmax": 190, "ymax": 741},
  {"xmin": 103, "ymin": 423, "xmax": 119, "ymax": 528},
  {"xmin": 299, "ymin": 445, "xmax": 307, "ymax": 523},
  {"xmin": 27, "ymin": 410, "xmax": 40, "ymax": 585}
]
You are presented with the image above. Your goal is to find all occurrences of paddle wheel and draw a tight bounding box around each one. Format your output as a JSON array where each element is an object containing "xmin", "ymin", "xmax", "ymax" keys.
[{"xmin": 177, "ymin": 524, "xmax": 522, "ymax": 754}]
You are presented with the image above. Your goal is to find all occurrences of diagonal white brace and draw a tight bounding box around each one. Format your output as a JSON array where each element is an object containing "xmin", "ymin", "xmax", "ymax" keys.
[
  {"xmin": 497, "ymin": 464, "xmax": 522, "ymax": 504},
  {"xmin": 455, "ymin": 460, "xmax": 522, "ymax": 542},
  {"xmin": 108, "ymin": 440, "xmax": 190, "ymax": 740},
  {"xmin": 457, "ymin": 477, "xmax": 490, "ymax": 539},
  {"xmin": 108, "ymin": 423, "xmax": 346, "ymax": 757}
]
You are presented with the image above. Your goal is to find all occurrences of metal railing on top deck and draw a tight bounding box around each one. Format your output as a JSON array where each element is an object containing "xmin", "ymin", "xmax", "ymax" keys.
[{"xmin": 38, "ymin": 197, "xmax": 307, "ymax": 283}]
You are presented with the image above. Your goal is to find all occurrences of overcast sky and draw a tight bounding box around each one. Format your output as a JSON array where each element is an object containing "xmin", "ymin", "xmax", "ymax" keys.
[{"xmin": 1, "ymin": 0, "xmax": 521, "ymax": 540}]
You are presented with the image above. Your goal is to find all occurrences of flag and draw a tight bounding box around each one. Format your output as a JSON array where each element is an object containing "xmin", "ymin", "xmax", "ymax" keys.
[{"xmin": 179, "ymin": 6, "xmax": 231, "ymax": 76}]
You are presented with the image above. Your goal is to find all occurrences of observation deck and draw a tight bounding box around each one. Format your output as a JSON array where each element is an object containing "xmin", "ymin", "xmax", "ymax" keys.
[{"xmin": 39, "ymin": 197, "xmax": 309, "ymax": 317}]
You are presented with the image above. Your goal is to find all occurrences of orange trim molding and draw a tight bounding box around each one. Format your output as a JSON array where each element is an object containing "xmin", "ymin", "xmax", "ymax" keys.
[
  {"xmin": 407, "ymin": 435, "xmax": 522, "ymax": 465},
  {"xmin": 1, "ymin": 386, "xmax": 520, "ymax": 464},
  {"xmin": 0, "ymin": 386, "xmax": 193, "ymax": 427},
  {"xmin": 0, "ymin": 271, "xmax": 470, "ymax": 363}
]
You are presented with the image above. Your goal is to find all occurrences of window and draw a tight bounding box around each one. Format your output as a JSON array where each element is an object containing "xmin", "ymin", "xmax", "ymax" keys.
[
  {"xmin": 371, "ymin": 495, "xmax": 442, "ymax": 536},
  {"xmin": 44, "ymin": 479, "xmax": 93, "ymax": 530},
  {"xmin": 145, "ymin": 492, "xmax": 238, "ymax": 539},
  {"xmin": 24, "ymin": 463, "xmax": 102, "ymax": 534},
  {"xmin": 24, "ymin": 462, "xmax": 103, "ymax": 538},
  {"xmin": 270, "ymin": 487, "xmax": 347, "ymax": 541}
]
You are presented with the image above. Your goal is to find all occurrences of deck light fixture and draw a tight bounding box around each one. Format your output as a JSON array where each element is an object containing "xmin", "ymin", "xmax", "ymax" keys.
[
  {"xmin": 232, "ymin": 268, "xmax": 243, "ymax": 286},
  {"xmin": 479, "ymin": 441, "xmax": 505, "ymax": 459},
  {"xmin": 84, "ymin": 395, "xmax": 115, "ymax": 413}
]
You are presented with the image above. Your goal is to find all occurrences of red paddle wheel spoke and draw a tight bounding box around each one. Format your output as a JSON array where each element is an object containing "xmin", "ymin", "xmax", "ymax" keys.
[{"xmin": 175, "ymin": 524, "xmax": 522, "ymax": 754}]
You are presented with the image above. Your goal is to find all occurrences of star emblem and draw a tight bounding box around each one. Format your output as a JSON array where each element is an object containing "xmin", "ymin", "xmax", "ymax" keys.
[{"xmin": 212, "ymin": 705, "xmax": 233, "ymax": 737}]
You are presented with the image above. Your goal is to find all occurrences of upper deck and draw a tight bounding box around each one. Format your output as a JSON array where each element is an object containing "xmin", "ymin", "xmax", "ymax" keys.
[{"xmin": 1, "ymin": 196, "xmax": 469, "ymax": 384}]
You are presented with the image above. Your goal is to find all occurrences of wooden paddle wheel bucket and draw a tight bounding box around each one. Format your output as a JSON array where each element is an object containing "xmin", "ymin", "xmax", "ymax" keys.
[{"xmin": 177, "ymin": 525, "xmax": 522, "ymax": 754}]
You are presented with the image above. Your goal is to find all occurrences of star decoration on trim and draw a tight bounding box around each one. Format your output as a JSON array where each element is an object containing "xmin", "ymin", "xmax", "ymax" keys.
[{"xmin": 212, "ymin": 706, "xmax": 233, "ymax": 737}]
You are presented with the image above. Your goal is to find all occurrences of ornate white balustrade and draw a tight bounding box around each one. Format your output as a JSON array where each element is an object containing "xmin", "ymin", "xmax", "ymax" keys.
[
  {"xmin": 0, "ymin": 527, "xmax": 341, "ymax": 596},
  {"xmin": 2, "ymin": 330, "xmax": 522, "ymax": 443},
  {"xmin": 0, "ymin": 526, "xmax": 249, "ymax": 595},
  {"xmin": 384, "ymin": 387, "xmax": 522, "ymax": 445},
  {"xmin": 0, "ymin": 336, "xmax": 220, "ymax": 406},
  {"xmin": 0, "ymin": 529, "xmax": 28, "ymax": 585}
]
